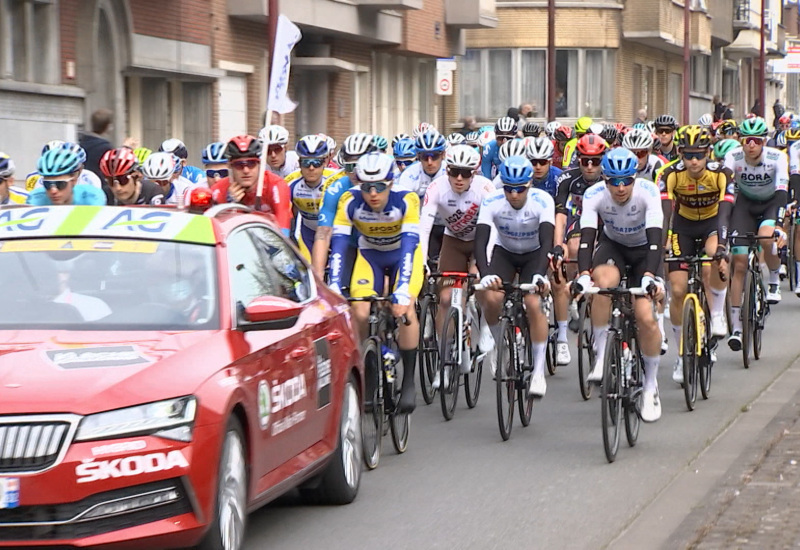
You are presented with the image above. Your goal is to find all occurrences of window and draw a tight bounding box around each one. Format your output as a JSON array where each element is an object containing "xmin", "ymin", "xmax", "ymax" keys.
[
  {"xmin": 585, "ymin": 51, "xmax": 604, "ymax": 118},
  {"xmin": 487, "ymin": 49, "xmax": 513, "ymax": 118},
  {"xmin": 0, "ymin": 0, "xmax": 58, "ymax": 84},
  {"xmin": 555, "ymin": 50, "xmax": 578, "ymax": 117},
  {"xmin": 668, "ymin": 73, "xmax": 682, "ymax": 122},
  {"xmin": 520, "ymin": 50, "xmax": 546, "ymax": 118},
  {"xmin": 460, "ymin": 49, "xmax": 482, "ymax": 121},
  {"xmin": 691, "ymin": 54, "xmax": 711, "ymax": 95},
  {"xmin": 141, "ymin": 78, "xmax": 171, "ymax": 149}
]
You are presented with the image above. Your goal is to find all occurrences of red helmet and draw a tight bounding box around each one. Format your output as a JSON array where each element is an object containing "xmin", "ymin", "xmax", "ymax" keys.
[
  {"xmin": 779, "ymin": 114, "xmax": 792, "ymax": 125},
  {"xmin": 553, "ymin": 125, "xmax": 572, "ymax": 142},
  {"xmin": 576, "ymin": 134, "xmax": 608, "ymax": 156},
  {"xmin": 99, "ymin": 148, "xmax": 138, "ymax": 177},
  {"xmin": 225, "ymin": 135, "xmax": 262, "ymax": 160}
]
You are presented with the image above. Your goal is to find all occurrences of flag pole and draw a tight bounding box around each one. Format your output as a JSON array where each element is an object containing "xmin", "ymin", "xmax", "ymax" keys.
[{"xmin": 255, "ymin": 0, "xmax": 280, "ymax": 211}]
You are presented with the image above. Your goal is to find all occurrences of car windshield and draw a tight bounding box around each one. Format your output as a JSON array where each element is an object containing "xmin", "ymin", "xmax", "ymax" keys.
[{"xmin": 0, "ymin": 238, "xmax": 219, "ymax": 330}]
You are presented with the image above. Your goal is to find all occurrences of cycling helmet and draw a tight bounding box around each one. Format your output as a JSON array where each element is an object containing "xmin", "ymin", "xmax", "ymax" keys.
[
  {"xmin": 445, "ymin": 144, "xmax": 481, "ymax": 170},
  {"xmin": 716, "ymin": 119, "xmax": 738, "ymax": 137},
  {"xmin": 712, "ymin": 139, "xmax": 741, "ymax": 160},
  {"xmin": 645, "ymin": 121, "xmax": 656, "ymax": 134},
  {"xmin": 37, "ymin": 148, "xmax": 82, "ymax": 177},
  {"xmin": 99, "ymin": 148, "xmax": 138, "ymax": 177},
  {"xmin": 576, "ymin": 134, "xmax": 608, "ymax": 156},
  {"xmin": 622, "ymin": 128, "xmax": 654, "ymax": 150},
  {"xmin": 632, "ymin": 122, "xmax": 647, "ymax": 131},
  {"xmin": 654, "ymin": 114, "xmax": 678, "ymax": 129},
  {"xmin": 446, "ymin": 133, "xmax": 466, "ymax": 147},
  {"xmin": 779, "ymin": 114, "xmax": 792, "ymax": 126},
  {"xmin": 575, "ymin": 116, "xmax": 593, "ymax": 135},
  {"xmin": 142, "ymin": 152, "xmax": 179, "ymax": 180},
  {"xmin": 372, "ymin": 135, "xmax": 389, "ymax": 153},
  {"xmin": 133, "ymin": 147, "xmax": 152, "ymax": 165},
  {"xmin": 259, "ymin": 125, "xmax": 290, "ymax": 145},
  {"xmin": 53, "ymin": 142, "xmax": 86, "ymax": 165},
  {"xmin": 42, "ymin": 140, "xmax": 66, "ymax": 155},
  {"xmin": 544, "ymin": 121, "xmax": 560, "ymax": 139},
  {"xmin": 322, "ymin": 135, "xmax": 337, "ymax": 155},
  {"xmin": 739, "ymin": 117, "xmax": 769, "ymax": 137},
  {"xmin": 393, "ymin": 138, "xmax": 417, "ymax": 160},
  {"xmin": 159, "ymin": 138, "xmax": 189, "ymax": 160},
  {"xmin": 526, "ymin": 137, "xmax": 555, "ymax": 160},
  {"xmin": 225, "ymin": 135, "xmax": 262, "ymax": 160},
  {"xmin": 553, "ymin": 125, "xmax": 572, "ymax": 142},
  {"xmin": 522, "ymin": 122, "xmax": 542, "ymax": 137},
  {"xmin": 0, "ymin": 153, "xmax": 15, "ymax": 178},
  {"xmin": 697, "ymin": 113, "xmax": 714, "ymax": 127},
  {"xmin": 676, "ymin": 125, "xmax": 713, "ymax": 149},
  {"xmin": 478, "ymin": 129, "xmax": 496, "ymax": 147},
  {"xmin": 601, "ymin": 148, "xmax": 638, "ymax": 178},
  {"xmin": 464, "ymin": 131, "xmax": 481, "ymax": 147},
  {"xmin": 498, "ymin": 139, "xmax": 528, "ymax": 162},
  {"xmin": 494, "ymin": 116, "xmax": 518, "ymax": 137},
  {"xmin": 776, "ymin": 132, "xmax": 787, "ymax": 149},
  {"xmin": 295, "ymin": 135, "xmax": 329, "ymax": 158},
  {"xmin": 355, "ymin": 152, "xmax": 395, "ymax": 183},
  {"xmin": 600, "ymin": 124, "xmax": 619, "ymax": 146},
  {"xmin": 391, "ymin": 133, "xmax": 411, "ymax": 147},
  {"xmin": 341, "ymin": 133, "xmax": 375, "ymax": 159},
  {"xmin": 201, "ymin": 142, "xmax": 227, "ymax": 165},
  {"xmin": 587, "ymin": 122, "xmax": 604, "ymax": 135},
  {"xmin": 415, "ymin": 131, "xmax": 447, "ymax": 153},
  {"xmin": 413, "ymin": 122, "xmax": 436, "ymax": 138},
  {"xmin": 499, "ymin": 156, "xmax": 533, "ymax": 185},
  {"xmin": 786, "ymin": 127, "xmax": 800, "ymax": 142}
]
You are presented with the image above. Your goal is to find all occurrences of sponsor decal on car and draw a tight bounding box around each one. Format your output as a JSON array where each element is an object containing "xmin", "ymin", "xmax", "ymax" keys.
[
  {"xmin": 258, "ymin": 380, "xmax": 271, "ymax": 430},
  {"xmin": 0, "ymin": 478, "xmax": 20, "ymax": 509},
  {"xmin": 314, "ymin": 338, "xmax": 332, "ymax": 408},
  {"xmin": 90, "ymin": 440, "xmax": 147, "ymax": 457},
  {"xmin": 76, "ymin": 450, "xmax": 189, "ymax": 483},
  {"xmin": 259, "ymin": 375, "xmax": 308, "ymax": 434},
  {"xmin": 45, "ymin": 345, "xmax": 150, "ymax": 369}
]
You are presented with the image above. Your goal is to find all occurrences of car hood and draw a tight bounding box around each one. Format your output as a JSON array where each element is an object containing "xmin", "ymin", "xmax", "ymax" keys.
[{"xmin": 0, "ymin": 330, "xmax": 240, "ymax": 415}]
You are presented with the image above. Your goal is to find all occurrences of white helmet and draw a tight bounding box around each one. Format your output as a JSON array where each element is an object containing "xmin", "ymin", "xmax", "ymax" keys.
[
  {"xmin": 495, "ymin": 116, "xmax": 518, "ymax": 136},
  {"xmin": 498, "ymin": 138, "xmax": 528, "ymax": 162},
  {"xmin": 259, "ymin": 125, "xmax": 290, "ymax": 145},
  {"xmin": 622, "ymin": 128, "xmax": 654, "ymax": 151},
  {"xmin": 526, "ymin": 137, "xmax": 555, "ymax": 160},
  {"xmin": 355, "ymin": 152, "xmax": 395, "ymax": 183},
  {"xmin": 413, "ymin": 122, "xmax": 437, "ymax": 138},
  {"xmin": 142, "ymin": 152, "xmax": 178, "ymax": 180},
  {"xmin": 544, "ymin": 121, "xmax": 560, "ymax": 139},
  {"xmin": 479, "ymin": 129, "xmax": 496, "ymax": 147},
  {"xmin": 445, "ymin": 144, "xmax": 481, "ymax": 170},
  {"xmin": 698, "ymin": 113, "xmax": 714, "ymax": 127},
  {"xmin": 588, "ymin": 122, "xmax": 604, "ymax": 135},
  {"xmin": 341, "ymin": 133, "xmax": 374, "ymax": 159},
  {"xmin": 392, "ymin": 133, "xmax": 411, "ymax": 147},
  {"xmin": 323, "ymin": 135, "xmax": 336, "ymax": 155},
  {"xmin": 446, "ymin": 133, "xmax": 466, "ymax": 147}
]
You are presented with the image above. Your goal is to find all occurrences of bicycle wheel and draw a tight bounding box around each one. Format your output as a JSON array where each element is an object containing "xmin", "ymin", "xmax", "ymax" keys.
[
  {"xmin": 624, "ymin": 335, "xmax": 642, "ymax": 447},
  {"xmin": 699, "ymin": 300, "xmax": 712, "ymax": 400},
  {"xmin": 518, "ymin": 317, "xmax": 535, "ymax": 427},
  {"xmin": 577, "ymin": 299, "xmax": 594, "ymax": 401},
  {"xmin": 361, "ymin": 338, "xmax": 383, "ymax": 470},
  {"xmin": 741, "ymin": 268, "xmax": 754, "ymax": 369},
  {"xmin": 753, "ymin": 280, "xmax": 764, "ymax": 360},
  {"xmin": 439, "ymin": 307, "xmax": 460, "ymax": 421},
  {"xmin": 418, "ymin": 296, "xmax": 439, "ymax": 405},
  {"xmin": 463, "ymin": 305, "xmax": 483, "ymax": 409},
  {"xmin": 389, "ymin": 343, "xmax": 410, "ymax": 454},
  {"xmin": 681, "ymin": 299, "xmax": 698, "ymax": 411},
  {"xmin": 790, "ymin": 221, "xmax": 797, "ymax": 292},
  {"xmin": 601, "ymin": 334, "xmax": 622, "ymax": 463},
  {"xmin": 496, "ymin": 319, "xmax": 516, "ymax": 441}
]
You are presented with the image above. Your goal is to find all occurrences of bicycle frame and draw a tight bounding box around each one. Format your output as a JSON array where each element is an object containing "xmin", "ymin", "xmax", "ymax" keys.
[
  {"xmin": 437, "ymin": 272, "xmax": 477, "ymax": 366},
  {"xmin": 666, "ymin": 253, "xmax": 710, "ymax": 357}
]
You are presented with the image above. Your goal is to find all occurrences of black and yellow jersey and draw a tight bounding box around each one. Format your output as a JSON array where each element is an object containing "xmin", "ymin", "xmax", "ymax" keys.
[{"xmin": 659, "ymin": 160, "xmax": 735, "ymax": 221}]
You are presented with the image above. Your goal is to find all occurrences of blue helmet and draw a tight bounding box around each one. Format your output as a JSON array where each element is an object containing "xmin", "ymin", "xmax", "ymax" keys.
[
  {"xmin": 64, "ymin": 142, "xmax": 87, "ymax": 164},
  {"xmin": 296, "ymin": 135, "xmax": 329, "ymax": 158},
  {"xmin": 38, "ymin": 148, "xmax": 82, "ymax": 177},
  {"xmin": 415, "ymin": 131, "xmax": 446, "ymax": 153},
  {"xmin": 393, "ymin": 138, "xmax": 417, "ymax": 160},
  {"xmin": 499, "ymin": 156, "xmax": 533, "ymax": 185},
  {"xmin": 0, "ymin": 153, "xmax": 14, "ymax": 178},
  {"xmin": 601, "ymin": 148, "xmax": 638, "ymax": 178},
  {"xmin": 201, "ymin": 142, "xmax": 226, "ymax": 165}
]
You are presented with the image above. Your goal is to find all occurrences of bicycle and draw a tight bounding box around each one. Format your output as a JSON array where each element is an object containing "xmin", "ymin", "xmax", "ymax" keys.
[
  {"xmin": 417, "ymin": 272, "xmax": 440, "ymax": 405},
  {"xmin": 544, "ymin": 258, "xmax": 570, "ymax": 377},
  {"xmin": 348, "ymin": 296, "xmax": 411, "ymax": 470},
  {"xmin": 582, "ymin": 283, "xmax": 649, "ymax": 463},
  {"xmin": 787, "ymin": 205, "xmax": 798, "ymax": 292},
  {"xmin": 730, "ymin": 233, "xmax": 774, "ymax": 369},
  {"xmin": 576, "ymin": 296, "xmax": 595, "ymax": 401}
]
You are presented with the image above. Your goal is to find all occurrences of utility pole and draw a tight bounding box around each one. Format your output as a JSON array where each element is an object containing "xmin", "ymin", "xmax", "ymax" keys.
[
  {"xmin": 267, "ymin": 0, "xmax": 280, "ymax": 124},
  {"xmin": 759, "ymin": 0, "xmax": 767, "ymax": 117},
  {"xmin": 547, "ymin": 0, "xmax": 556, "ymax": 120},
  {"xmin": 682, "ymin": 0, "xmax": 690, "ymax": 124}
]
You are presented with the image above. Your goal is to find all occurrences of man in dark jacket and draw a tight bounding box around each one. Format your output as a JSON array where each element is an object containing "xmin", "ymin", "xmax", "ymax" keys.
[
  {"xmin": 773, "ymin": 99, "xmax": 785, "ymax": 129},
  {"xmin": 79, "ymin": 109, "xmax": 114, "ymax": 182}
]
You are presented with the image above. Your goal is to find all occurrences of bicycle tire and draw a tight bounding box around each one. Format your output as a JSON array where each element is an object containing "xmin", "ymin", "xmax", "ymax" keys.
[
  {"xmin": 577, "ymin": 299, "xmax": 594, "ymax": 401},
  {"xmin": 418, "ymin": 296, "xmax": 439, "ymax": 405},
  {"xmin": 624, "ymin": 334, "xmax": 642, "ymax": 447},
  {"xmin": 546, "ymin": 334, "xmax": 556, "ymax": 375},
  {"xmin": 601, "ymin": 333, "xmax": 622, "ymax": 463},
  {"xmin": 725, "ymin": 286, "xmax": 733, "ymax": 336},
  {"xmin": 753, "ymin": 280, "xmax": 764, "ymax": 360},
  {"xmin": 518, "ymin": 317, "xmax": 535, "ymax": 427},
  {"xmin": 790, "ymin": 221, "xmax": 797, "ymax": 292},
  {"xmin": 742, "ymin": 267, "xmax": 754, "ymax": 369},
  {"xmin": 681, "ymin": 299, "xmax": 698, "ymax": 411},
  {"xmin": 496, "ymin": 319, "xmax": 515, "ymax": 441},
  {"xmin": 389, "ymin": 341, "xmax": 410, "ymax": 454},
  {"xmin": 699, "ymin": 300, "xmax": 712, "ymax": 400},
  {"xmin": 439, "ymin": 307, "xmax": 460, "ymax": 421},
  {"xmin": 361, "ymin": 338, "xmax": 383, "ymax": 470},
  {"xmin": 463, "ymin": 305, "xmax": 483, "ymax": 409}
]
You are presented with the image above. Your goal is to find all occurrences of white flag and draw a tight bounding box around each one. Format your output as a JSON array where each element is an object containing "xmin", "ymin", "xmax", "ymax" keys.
[{"xmin": 267, "ymin": 15, "xmax": 302, "ymax": 114}]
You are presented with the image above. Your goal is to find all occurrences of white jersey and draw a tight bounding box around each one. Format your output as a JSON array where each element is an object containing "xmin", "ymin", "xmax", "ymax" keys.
[
  {"xmin": 159, "ymin": 175, "xmax": 197, "ymax": 205},
  {"xmin": 395, "ymin": 161, "xmax": 447, "ymax": 199},
  {"xmin": 268, "ymin": 151, "xmax": 300, "ymax": 179},
  {"xmin": 787, "ymin": 141, "xmax": 800, "ymax": 176},
  {"xmin": 477, "ymin": 187, "xmax": 555, "ymax": 254},
  {"xmin": 637, "ymin": 154, "xmax": 665, "ymax": 182},
  {"xmin": 581, "ymin": 178, "xmax": 663, "ymax": 248},
  {"xmin": 724, "ymin": 146, "xmax": 789, "ymax": 201}
]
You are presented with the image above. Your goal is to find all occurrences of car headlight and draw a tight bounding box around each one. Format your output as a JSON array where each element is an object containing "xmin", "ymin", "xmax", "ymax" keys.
[{"xmin": 76, "ymin": 396, "xmax": 197, "ymax": 442}]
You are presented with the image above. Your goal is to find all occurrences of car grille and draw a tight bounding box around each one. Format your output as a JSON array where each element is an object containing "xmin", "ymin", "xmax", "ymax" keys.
[
  {"xmin": 0, "ymin": 479, "xmax": 192, "ymax": 541},
  {"xmin": 0, "ymin": 417, "xmax": 76, "ymax": 474}
]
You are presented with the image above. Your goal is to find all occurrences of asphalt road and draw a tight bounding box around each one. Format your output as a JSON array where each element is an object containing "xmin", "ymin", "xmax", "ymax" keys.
[{"xmin": 243, "ymin": 285, "xmax": 800, "ymax": 550}]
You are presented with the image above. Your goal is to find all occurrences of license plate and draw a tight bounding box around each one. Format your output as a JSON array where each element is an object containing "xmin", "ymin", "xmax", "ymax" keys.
[{"xmin": 0, "ymin": 478, "xmax": 19, "ymax": 509}]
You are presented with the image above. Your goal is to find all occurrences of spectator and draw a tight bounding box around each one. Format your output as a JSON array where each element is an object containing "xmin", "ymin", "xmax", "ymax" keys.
[
  {"xmin": 751, "ymin": 98, "xmax": 762, "ymax": 117},
  {"xmin": 555, "ymin": 89, "xmax": 568, "ymax": 117},
  {"xmin": 458, "ymin": 116, "xmax": 478, "ymax": 136},
  {"xmin": 773, "ymin": 98, "xmax": 785, "ymax": 129},
  {"xmin": 722, "ymin": 103, "xmax": 734, "ymax": 120},
  {"xmin": 713, "ymin": 95, "xmax": 726, "ymax": 121},
  {"xmin": 79, "ymin": 109, "xmax": 113, "ymax": 182},
  {"xmin": 633, "ymin": 108, "xmax": 647, "ymax": 126}
]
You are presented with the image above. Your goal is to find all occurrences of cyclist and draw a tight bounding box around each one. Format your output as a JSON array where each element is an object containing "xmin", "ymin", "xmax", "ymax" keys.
[
  {"xmin": 392, "ymin": 133, "xmax": 411, "ymax": 148},
  {"xmin": 561, "ymin": 116, "xmax": 594, "ymax": 170},
  {"xmin": 159, "ymin": 139, "xmax": 207, "ymax": 186},
  {"xmin": 551, "ymin": 125, "xmax": 573, "ymax": 169},
  {"xmin": 490, "ymin": 139, "xmax": 528, "ymax": 187},
  {"xmin": 141, "ymin": 152, "xmax": 196, "ymax": 206},
  {"xmin": 724, "ymin": 117, "xmax": 789, "ymax": 351},
  {"xmin": 622, "ymin": 128, "xmax": 665, "ymax": 182},
  {"xmin": 712, "ymin": 139, "xmax": 740, "ymax": 162},
  {"xmin": 464, "ymin": 131, "xmax": 482, "ymax": 154},
  {"xmin": 0, "ymin": 153, "xmax": 27, "ymax": 205},
  {"xmin": 474, "ymin": 156, "xmax": 555, "ymax": 397},
  {"xmin": 522, "ymin": 122, "xmax": 542, "ymax": 138},
  {"xmin": 575, "ymin": 148, "xmax": 665, "ymax": 422},
  {"xmin": 201, "ymin": 142, "xmax": 229, "ymax": 185},
  {"xmin": 393, "ymin": 138, "xmax": 417, "ymax": 174},
  {"xmin": 286, "ymin": 135, "xmax": 345, "ymax": 260},
  {"xmin": 716, "ymin": 120, "xmax": 739, "ymax": 143},
  {"xmin": 600, "ymin": 124, "xmax": 620, "ymax": 149},
  {"xmin": 481, "ymin": 117, "xmax": 518, "ymax": 179},
  {"xmin": 329, "ymin": 152, "xmax": 423, "ymax": 413},
  {"xmin": 100, "ymin": 148, "xmax": 164, "ymax": 205},
  {"xmin": 27, "ymin": 141, "xmax": 103, "ymax": 192},
  {"xmin": 322, "ymin": 135, "xmax": 339, "ymax": 169},
  {"xmin": 785, "ymin": 127, "xmax": 800, "ymax": 296},
  {"xmin": 446, "ymin": 133, "xmax": 466, "ymax": 149},
  {"xmin": 654, "ymin": 115, "xmax": 679, "ymax": 162},
  {"xmin": 372, "ymin": 135, "xmax": 390, "ymax": 154},
  {"xmin": 660, "ymin": 125, "xmax": 733, "ymax": 383},
  {"xmin": 526, "ymin": 137, "xmax": 562, "ymax": 199},
  {"xmin": 133, "ymin": 147, "xmax": 152, "ymax": 166},
  {"xmin": 28, "ymin": 148, "xmax": 107, "ymax": 206},
  {"xmin": 698, "ymin": 113, "xmax": 714, "ymax": 129},
  {"xmin": 210, "ymin": 135, "xmax": 292, "ymax": 236}
]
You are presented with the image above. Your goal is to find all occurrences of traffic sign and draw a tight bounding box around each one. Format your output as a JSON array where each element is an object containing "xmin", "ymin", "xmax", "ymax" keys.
[
  {"xmin": 437, "ymin": 57, "xmax": 457, "ymax": 72},
  {"xmin": 436, "ymin": 70, "xmax": 453, "ymax": 96}
]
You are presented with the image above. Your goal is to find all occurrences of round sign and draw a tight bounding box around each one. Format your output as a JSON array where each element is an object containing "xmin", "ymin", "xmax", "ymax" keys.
[{"xmin": 439, "ymin": 78, "xmax": 451, "ymax": 92}]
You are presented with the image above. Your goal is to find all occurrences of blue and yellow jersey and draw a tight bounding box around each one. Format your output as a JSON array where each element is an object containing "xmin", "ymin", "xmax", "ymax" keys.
[
  {"xmin": 286, "ymin": 168, "xmax": 346, "ymax": 231},
  {"xmin": 2, "ymin": 186, "xmax": 29, "ymax": 205},
  {"xmin": 317, "ymin": 173, "xmax": 354, "ymax": 228}
]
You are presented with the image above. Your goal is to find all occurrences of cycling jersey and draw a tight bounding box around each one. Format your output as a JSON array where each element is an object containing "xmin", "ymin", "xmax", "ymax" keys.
[
  {"xmin": 660, "ymin": 160, "xmax": 735, "ymax": 221},
  {"xmin": 659, "ymin": 144, "xmax": 680, "ymax": 163},
  {"xmin": 654, "ymin": 158, "xmax": 680, "ymax": 193},
  {"xmin": 26, "ymin": 169, "xmax": 102, "ymax": 192},
  {"xmin": 287, "ymin": 168, "xmax": 346, "ymax": 259},
  {"xmin": 108, "ymin": 180, "xmax": 165, "ymax": 206},
  {"xmin": 268, "ymin": 151, "xmax": 300, "ymax": 179},
  {"xmin": 181, "ymin": 165, "xmax": 208, "ymax": 186},
  {"xmin": 396, "ymin": 161, "xmax": 447, "ymax": 199},
  {"xmin": 153, "ymin": 175, "xmax": 197, "ymax": 206},
  {"xmin": 480, "ymin": 140, "xmax": 502, "ymax": 179},
  {"xmin": 2, "ymin": 186, "xmax": 29, "ymax": 205},
  {"xmin": 561, "ymin": 138, "xmax": 578, "ymax": 170},
  {"xmin": 724, "ymin": 146, "xmax": 789, "ymax": 201},
  {"xmin": 554, "ymin": 168, "xmax": 602, "ymax": 218},
  {"xmin": 492, "ymin": 166, "xmax": 562, "ymax": 198},
  {"xmin": 637, "ymin": 154, "xmax": 666, "ymax": 182},
  {"xmin": 477, "ymin": 187, "xmax": 555, "ymax": 254},
  {"xmin": 27, "ymin": 184, "xmax": 107, "ymax": 206},
  {"xmin": 580, "ymin": 179, "xmax": 663, "ymax": 248},
  {"xmin": 317, "ymin": 174, "xmax": 355, "ymax": 228},
  {"xmin": 210, "ymin": 171, "xmax": 292, "ymax": 234}
]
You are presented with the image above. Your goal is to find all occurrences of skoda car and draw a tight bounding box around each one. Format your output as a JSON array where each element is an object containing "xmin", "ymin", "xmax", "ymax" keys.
[{"xmin": 0, "ymin": 203, "xmax": 362, "ymax": 549}]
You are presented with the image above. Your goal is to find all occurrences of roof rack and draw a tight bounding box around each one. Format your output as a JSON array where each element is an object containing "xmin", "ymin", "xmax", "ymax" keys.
[{"xmin": 203, "ymin": 204, "xmax": 254, "ymax": 218}]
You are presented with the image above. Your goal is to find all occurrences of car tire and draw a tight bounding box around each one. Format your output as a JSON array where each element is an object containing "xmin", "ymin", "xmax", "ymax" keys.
[
  {"xmin": 197, "ymin": 416, "xmax": 248, "ymax": 550},
  {"xmin": 301, "ymin": 374, "xmax": 362, "ymax": 505}
]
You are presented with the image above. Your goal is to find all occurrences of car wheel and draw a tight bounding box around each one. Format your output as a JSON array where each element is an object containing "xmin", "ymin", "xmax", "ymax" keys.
[
  {"xmin": 301, "ymin": 374, "xmax": 362, "ymax": 504},
  {"xmin": 198, "ymin": 417, "xmax": 248, "ymax": 550}
]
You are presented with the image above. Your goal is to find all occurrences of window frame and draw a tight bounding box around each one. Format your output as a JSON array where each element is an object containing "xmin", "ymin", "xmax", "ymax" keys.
[{"xmin": 0, "ymin": 0, "xmax": 59, "ymax": 84}]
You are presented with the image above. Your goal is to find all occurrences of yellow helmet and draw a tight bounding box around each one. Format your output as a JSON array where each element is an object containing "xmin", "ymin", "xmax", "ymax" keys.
[
  {"xmin": 676, "ymin": 125, "xmax": 713, "ymax": 149},
  {"xmin": 575, "ymin": 116, "xmax": 593, "ymax": 135}
]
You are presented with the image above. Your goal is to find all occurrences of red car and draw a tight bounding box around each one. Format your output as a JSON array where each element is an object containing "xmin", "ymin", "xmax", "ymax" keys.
[{"xmin": 0, "ymin": 203, "xmax": 363, "ymax": 549}]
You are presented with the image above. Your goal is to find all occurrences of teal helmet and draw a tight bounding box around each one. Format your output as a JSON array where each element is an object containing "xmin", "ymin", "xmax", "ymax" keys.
[
  {"xmin": 712, "ymin": 139, "xmax": 740, "ymax": 161},
  {"xmin": 37, "ymin": 148, "xmax": 82, "ymax": 177},
  {"xmin": 739, "ymin": 117, "xmax": 769, "ymax": 137}
]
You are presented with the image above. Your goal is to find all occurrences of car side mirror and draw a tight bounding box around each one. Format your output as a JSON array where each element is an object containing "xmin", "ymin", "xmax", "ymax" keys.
[{"xmin": 238, "ymin": 296, "xmax": 302, "ymax": 331}]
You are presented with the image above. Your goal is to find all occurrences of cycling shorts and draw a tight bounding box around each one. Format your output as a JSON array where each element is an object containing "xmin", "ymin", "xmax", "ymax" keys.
[
  {"xmin": 295, "ymin": 223, "xmax": 315, "ymax": 262},
  {"xmin": 592, "ymin": 234, "xmax": 651, "ymax": 287},
  {"xmin": 565, "ymin": 214, "xmax": 581, "ymax": 240},
  {"xmin": 730, "ymin": 194, "xmax": 783, "ymax": 254},
  {"xmin": 488, "ymin": 246, "xmax": 546, "ymax": 285},
  {"xmin": 668, "ymin": 215, "xmax": 718, "ymax": 273},
  {"xmin": 349, "ymin": 246, "xmax": 424, "ymax": 300},
  {"xmin": 438, "ymin": 235, "xmax": 474, "ymax": 273}
]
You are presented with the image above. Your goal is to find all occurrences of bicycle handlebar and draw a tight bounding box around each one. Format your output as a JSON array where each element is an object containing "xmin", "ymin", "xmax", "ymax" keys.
[
  {"xmin": 474, "ymin": 282, "xmax": 541, "ymax": 292},
  {"xmin": 582, "ymin": 286, "xmax": 649, "ymax": 297}
]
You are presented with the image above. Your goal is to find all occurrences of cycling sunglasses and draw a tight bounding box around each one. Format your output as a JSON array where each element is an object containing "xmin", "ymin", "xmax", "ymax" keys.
[
  {"xmin": 655, "ymin": 127, "xmax": 674, "ymax": 134},
  {"xmin": 503, "ymin": 183, "xmax": 530, "ymax": 194},
  {"xmin": 42, "ymin": 178, "xmax": 72, "ymax": 191},
  {"xmin": 531, "ymin": 159, "xmax": 550, "ymax": 166},
  {"xmin": 632, "ymin": 149, "xmax": 649, "ymax": 159},
  {"xmin": 447, "ymin": 167, "xmax": 474, "ymax": 179},
  {"xmin": 682, "ymin": 150, "xmax": 707, "ymax": 161},
  {"xmin": 741, "ymin": 136, "xmax": 765, "ymax": 146},
  {"xmin": 231, "ymin": 159, "xmax": 259, "ymax": 170},
  {"xmin": 579, "ymin": 157, "xmax": 603, "ymax": 167},
  {"xmin": 206, "ymin": 169, "xmax": 229, "ymax": 179},
  {"xmin": 606, "ymin": 176, "xmax": 635, "ymax": 187},
  {"xmin": 267, "ymin": 145, "xmax": 285, "ymax": 154},
  {"xmin": 300, "ymin": 158, "xmax": 325, "ymax": 169},
  {"xmin": 396, "ymin": 158, "xmax": 416, "ymax": 168},
  {"xmin": 418, "ymin": 152, "xmax": 443, "ymax": 162},
  {"xmin": 108, "ymin": 174, "xmax": 136, "ymax": 187},
  {"xmin": 360, "ymin": 181, "xmax": 391, "ymax": 194},
  {"xmin": 495, "ymin": 135, "xmax": 514, "ymax": 142}
]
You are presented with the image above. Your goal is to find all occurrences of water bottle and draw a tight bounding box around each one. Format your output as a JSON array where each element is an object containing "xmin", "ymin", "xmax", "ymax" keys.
[
  {"xmin": 381, "ymin": 345, "xmax": 396, "ymax": 384},
  {"xmin": 622, "ymin": 342, "xmax": 633, "ymax": 381}
]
